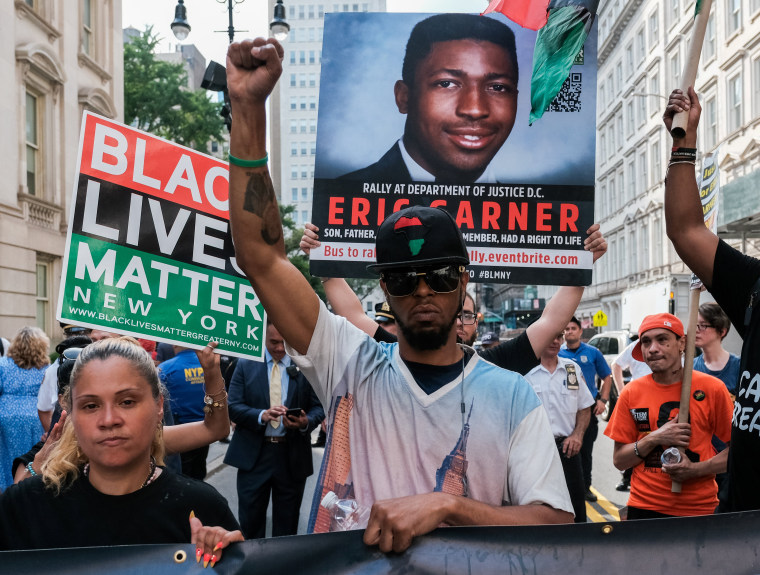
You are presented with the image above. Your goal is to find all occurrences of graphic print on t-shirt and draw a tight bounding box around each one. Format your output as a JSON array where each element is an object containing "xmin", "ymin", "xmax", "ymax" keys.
[{"xmin": 435, "ymin": 402, "xmax": 473, "ymax": 497}]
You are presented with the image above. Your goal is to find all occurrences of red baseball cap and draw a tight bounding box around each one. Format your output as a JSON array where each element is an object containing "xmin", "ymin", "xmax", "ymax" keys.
[{"xmin": 632, "ymin": 313, "xmax": 685, "ymax": 361}]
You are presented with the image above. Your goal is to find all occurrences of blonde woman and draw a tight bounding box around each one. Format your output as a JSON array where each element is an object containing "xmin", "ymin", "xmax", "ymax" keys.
[
  {"xmin": 0, "ymin": 327, "xmax": 49, "ymax": 488},
  {"xmin": 0, "ymin": 337, "xmax": 241, "ymax": 560}
]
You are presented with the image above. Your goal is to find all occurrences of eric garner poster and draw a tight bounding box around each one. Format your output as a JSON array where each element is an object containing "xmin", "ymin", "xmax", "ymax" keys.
[
  {"xmin": 56, "ymin": 112, "xmax": 266, "ymax": 361},
  {"xmin": 309, "ymin": 12, "xmax": 598, "ymax": 285}
]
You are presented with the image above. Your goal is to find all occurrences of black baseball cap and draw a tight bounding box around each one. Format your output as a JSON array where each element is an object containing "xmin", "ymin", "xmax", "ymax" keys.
[{"xmin": 367, "ymin": 206, "xmax": 470, "ymax": 273}]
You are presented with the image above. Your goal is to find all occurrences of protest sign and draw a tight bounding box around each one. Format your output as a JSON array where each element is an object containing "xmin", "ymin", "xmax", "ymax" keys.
[
  {"xmin": 56, "ymin": 112, "xmax": 265, "ymax": 361},
  {"xmin": 3, "ymin": 510, "xmax": 759, "ymax": 574},
  {"xmin": 309, "ymin": 12, "xmax": 598, "ymax": 285}
]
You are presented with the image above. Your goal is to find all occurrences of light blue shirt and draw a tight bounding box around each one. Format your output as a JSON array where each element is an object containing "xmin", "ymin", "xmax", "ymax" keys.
[{"xmin": 259, "ymin": 350, "xmax": 292, "ymax": 437}]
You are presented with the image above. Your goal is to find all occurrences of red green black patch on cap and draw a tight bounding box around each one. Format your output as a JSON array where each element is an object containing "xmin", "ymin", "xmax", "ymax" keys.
[{"xmin": 394, "ymin": 216, "xmax": 427, "ymax": 256}]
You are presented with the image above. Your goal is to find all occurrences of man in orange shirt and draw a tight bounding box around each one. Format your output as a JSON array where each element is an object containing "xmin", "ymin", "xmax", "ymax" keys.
[{"xmin": 605, "ymin": 313, "xmax": 732, "ymax": 519}]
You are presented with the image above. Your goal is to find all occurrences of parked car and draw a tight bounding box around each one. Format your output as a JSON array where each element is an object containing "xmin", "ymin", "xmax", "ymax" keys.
[{"xmin": 586, "ymin": 331, "xmax": 634, "ymax": 421}]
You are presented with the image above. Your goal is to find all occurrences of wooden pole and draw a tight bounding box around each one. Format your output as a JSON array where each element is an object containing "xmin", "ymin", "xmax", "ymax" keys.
[
  {"xmin": 671, "ymin": 0, "xmax": 714, "ymax": 138},
  {"xmin": 671, "ymin": 286, "xmax": 701, "ymax": 493}
]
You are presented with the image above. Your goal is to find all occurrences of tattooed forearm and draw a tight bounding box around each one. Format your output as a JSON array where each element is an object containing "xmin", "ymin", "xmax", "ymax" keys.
[{"xmin": 243, "ymin": 171, "xmax": 282, "ymax": 245}]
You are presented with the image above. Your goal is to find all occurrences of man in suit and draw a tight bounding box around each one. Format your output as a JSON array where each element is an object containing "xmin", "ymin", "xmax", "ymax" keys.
[
  {"xmin": 341, "ymin": 13, "xmax": 518, "ymax": 184},
  {"xmin": 224, "ymin": 322, "xmax": 324, "ymax": 538}
]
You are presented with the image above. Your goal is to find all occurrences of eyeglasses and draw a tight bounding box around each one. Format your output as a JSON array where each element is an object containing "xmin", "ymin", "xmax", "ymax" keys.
[
  {"xmin": 696, "ymin": 323, "xmax": 713, "ymax": 332},
  {"xmin": 458, "ymin": 311, "xmax": 478, "ymax": 325},
  {"xmin": 382, "ymin": 265, "xmax": 464, "ymax": 297}
]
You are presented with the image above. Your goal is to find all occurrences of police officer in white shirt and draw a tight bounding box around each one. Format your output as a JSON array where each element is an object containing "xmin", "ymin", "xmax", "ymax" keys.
[{"xmin": 525, "ymin": 331, "xmax": 595, "ymax": 522}]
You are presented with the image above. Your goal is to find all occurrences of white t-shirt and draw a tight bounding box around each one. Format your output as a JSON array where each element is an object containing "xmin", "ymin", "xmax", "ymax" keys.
[
  {"xmin": 525, "ymin": 357, "xmax": 595, "ymax": 438},
  {"xmin": 288, "ymin": 302, "xmax": 573, "ymax": 533},
  {"xmin": 36, "ymin": 363, "xmax": 59, "ymax": 413},
  {"xmin": 613, "ymin": 341, "xmax": 652, "ymax": 381}
]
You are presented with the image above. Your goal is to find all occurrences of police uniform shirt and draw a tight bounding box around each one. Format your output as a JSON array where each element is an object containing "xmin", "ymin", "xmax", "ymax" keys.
[{"xmin": 525, "ymin": 357, "xmax": 596, "ymax": 438}]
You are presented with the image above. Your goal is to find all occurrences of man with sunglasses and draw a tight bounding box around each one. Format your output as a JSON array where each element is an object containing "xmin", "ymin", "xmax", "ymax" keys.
[{"xmin": 225, "ymin": 38, "xmax": 573, "ymax": 553}]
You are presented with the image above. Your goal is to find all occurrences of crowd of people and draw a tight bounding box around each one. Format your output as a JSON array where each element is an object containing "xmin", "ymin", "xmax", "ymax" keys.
[{"xmin": 0, "ymin": 24, "xmax": 756, "ymax": 564}]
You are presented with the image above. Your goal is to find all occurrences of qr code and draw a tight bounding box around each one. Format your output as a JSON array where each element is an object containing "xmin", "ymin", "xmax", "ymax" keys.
[{"xmin": 546, "ymin": 73, "xmax": 582, "ymax": 113}]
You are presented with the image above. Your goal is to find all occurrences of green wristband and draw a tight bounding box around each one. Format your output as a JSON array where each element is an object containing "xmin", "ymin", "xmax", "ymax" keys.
[{"xmin": 229, "ymin": 152, "xmax": 268, "ymax": 168}]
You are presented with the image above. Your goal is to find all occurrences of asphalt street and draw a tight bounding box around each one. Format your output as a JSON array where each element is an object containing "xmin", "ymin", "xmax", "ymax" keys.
[{"xmin": 204, "ymin": 420, "xmax": 629, "ymax": 534}]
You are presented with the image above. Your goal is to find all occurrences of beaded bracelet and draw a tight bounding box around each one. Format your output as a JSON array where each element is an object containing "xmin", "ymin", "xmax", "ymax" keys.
[
  {"xmin": 203, "ymin": 390, "xmax": 228, "ymax": 415},
  {"xmin": 229, "ymin": 152, "xmax": 268, "ymax": 168},
  {"xmin": 26, "ymin": 462, "xmax": 37, "ymax": 476},
  {"xmin": 633, "ymin": 440, "xmax": 645, "ymax": 459}
]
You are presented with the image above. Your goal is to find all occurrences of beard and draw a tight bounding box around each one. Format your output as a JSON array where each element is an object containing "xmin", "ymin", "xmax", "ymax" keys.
[{"xmin": 390, "ymin": 305, "xmax": 459, "ymax": 351}]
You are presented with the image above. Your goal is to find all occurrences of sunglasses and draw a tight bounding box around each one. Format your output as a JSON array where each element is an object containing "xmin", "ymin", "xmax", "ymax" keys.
[
  {"xmin": 382, "ymin": 265, "xmax": 464, "ymax": 297},
  {"xmin": 61, "ymin": 347, "xmax": 84, "ymax": 362}
]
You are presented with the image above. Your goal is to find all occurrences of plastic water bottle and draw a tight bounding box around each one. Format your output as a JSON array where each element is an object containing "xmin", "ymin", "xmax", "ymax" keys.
[
  {"xmin": 661, "ymin": 447, "xmax": 682, "ymax": 465},
  {"xmin": 320, "ymin": 491, "xmax": 371, "ymax": 531}
]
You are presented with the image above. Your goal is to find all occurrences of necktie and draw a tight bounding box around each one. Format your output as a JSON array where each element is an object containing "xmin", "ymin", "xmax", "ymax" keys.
[{"xmin": 269, "ymin": 361, "xmax": 282, "ymax": 429}]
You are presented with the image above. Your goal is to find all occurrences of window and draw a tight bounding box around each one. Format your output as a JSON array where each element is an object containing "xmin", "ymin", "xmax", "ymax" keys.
[
  {"xmin": 754, "ymin": 57, "xmax": 760, "ymax": 119},
  {"xmin": 616, "ymin": 116, "xmax": 624, "ymax": 149},
  {"xmin": 309, "ymin": 27, "xmax": 315, "ymax": 41},
  {"xmin": 609, "ymin": 178, "xmax": 616, "ymax": 213},
  {"xmin": 703, "ymin": 12, "xmax": 716, "ymax": 61},
  {"xmin": 627, "ymin": 158, "xmax": 636, "ymax": 201},
  {"xmin": 600, "ymin": 183, "xmax": 607, "ymax": 216},
  {"xmin": 82, "ymin": 0, "xmax": 93, "ymax": 56},
  {"xmin": 727, "ymin": 0, "xmax": 742, "ymax": 35},
  {"xmin": 289, "ymin": 5, "xmax": 295, "ymax": 18},
  {"xmin": 309, "ymin": 96, "xmax": 317, "ymax": 110},
  {"xmin": 300, "ymin": 51, "xmax": 306, "ymax": 64},
  {"xmin": 608, "ymin": 125, "xmax": 615, "ymax": 156},
  {"xmin": 667, "ymin": 0, "xmax": 679, "ymax": 28},
  {"xmin": 704, "ymin": 96, "xmax": 717, "ymax": 150},
  {"xmin": 290, "ymin": 120, "xmax": 297, "ymax": 134},
  {"xmin": 291, "ymin": 142, "xmax": 298, "ymax": 156},
  {"xmin": 615, "ymin": 62, "xmax": 622, "ymax": 94},
  {"xmin": 600, "ymin": 133, "xmax": 607, "ymax": 164},
  {"xmin": 638, "ymin": 150, "xmax": 648, "ymax": 191},
  {"xmin": 649, "ymin": 73, "xmax": 660, "ymax": 116},
  {"xmin": 301, "ymin": 210, "xmax": 308, "ymax": 222},
  {"xmin": 290, "ymin": 29, "xmax": 297, "ymax": 42},
  {"xmin": 309, "ymin": 50, "xmax": 316, "ymax": 64},
  {"xmin": 669, "ymin": 49, "xmax": 681, "ymax": 91},
  {"xmin": 626, "ymin": 101, "xmax": 635, "ymax": 135},
  {"xmin": 300, "ymin": 119, "xmax": 307, "ymax": 133},
  {"xmin": 290, "ymin": 51, "xmax": 296, "ymax": 65},
  {"xmin": 290, "ymin": 73, "xmax": 296, "ymax": 87},
  {"xmin": 651, "ymin": 139, "xmax": 661, "ymax": 185},
  {"xmin": 309, "ymin": 73, "xmax": 316, "ymax": 87},
  {"xmin": 301, "ymin": 144, "xmax": 307, "ymax": 156},
  {"xmin": 637, "ymin": 89, "xmax": 647, "ymax": 126},
  {"xmin": 292, "ymin": 188, "xmax": 298, "ymax": 202},
  {"xmin": 628, "ymin": 229, "xmax": 636, "ymax": 274},
  {"xmin": 653, "ymin": 217, "xmax": 663, "ymax": 267},
  {"xmin": 290, "ymin": 96, "xmax": 297, "ymax": 110},
  {"xmin": 300, "ymin": 96, "xmax": 307, "ymax": 109},
  {"xmin": 301, "ymin": 168, "xmax": 308, "ymax": 179},
  {"xmin": 310, "ymin": 119, "xmax": 316, "ymax": 133},
  {"xmin": 648, "ymin": 11, "xmax": 659, "ymax": 47},
  {"xmin": 299, "ymin": 74, "xmax": 306, "ymax": 87},
  {"xmin": 301, "ymin": 187, "xmax": 308, "ymax": 200},
  {"xmin": 636, "ymin": 28, "xmax": 646, "ymax": 62},
  {"xmin": 625, "ymin": 43, "xmax": 634, "ymax": 78},
  {"xmin": 609, "ymin": 239, "xmax": 617, "ymax": 279},
  {"xmin": 619, "ymin": 236, "xmax": 626, "ymax": 277},
  {"xmin": 36, "ymin": 260, "xmax": 50, "ymax": 332},
  {"xmin": 640, "ymin": 222, "xmax": 649, "ymax": 271},
  {"xmin": 599, "ymin": 80, "xmax": 605, "ymax": 109},
  {"xmin": 318, "ymin": 5, "xmax": 324, "ymax": 17},
  {"xmin": 298, "ymin": 5, "xmax": 305, "ymax": 18},
  {"xmin": 25, "ymin": 92, "xmax": 39, "ymax": 196},
  {"xmin": 308, "ymin": 5, "xmax": 315, "ymax": 18},
  {"xmin": 617, "ymin": 171, "xmax": 625, "ymax": 205},
  {"xmin": 311, "ymin": 143, "xmax": 317, "ymax": 155},
  {"xmin": 291, "ymin": 168, "xmax": 298, "ymax": 179},
  {"xmin": 728, "ymin": 74, "xmax": 742, "ymax": 132}
]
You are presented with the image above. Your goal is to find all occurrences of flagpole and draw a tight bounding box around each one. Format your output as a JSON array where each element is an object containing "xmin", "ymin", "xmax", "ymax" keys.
[{"xmin": 671, "ymin": 0, "xmax": 714, "ymax": 138}]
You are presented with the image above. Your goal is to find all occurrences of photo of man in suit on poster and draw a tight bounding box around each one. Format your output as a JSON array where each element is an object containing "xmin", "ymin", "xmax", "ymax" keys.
[{"xmin": 315, "ymin": 12, "xmax": 596, "ymax": 187}]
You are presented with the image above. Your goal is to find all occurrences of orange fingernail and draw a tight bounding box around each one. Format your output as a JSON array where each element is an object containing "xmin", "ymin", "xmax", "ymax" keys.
[
  {"xmin": 189, "ymin": 510, "xmax": 195, "ymax": 519},
  {"xmin": 210, "ymin": 555, "xmax": 218, "ymax": 568},
  {"xmin": 196, "ymin": 548, "xmax": 203, "ymax": 563},
  {"xmin": 203, "ymin": 553, "xmax": 211, "ymax": 568},
  {"xmin": 214, "ymin": 541, "xmax": 223, "ymax": 551}
]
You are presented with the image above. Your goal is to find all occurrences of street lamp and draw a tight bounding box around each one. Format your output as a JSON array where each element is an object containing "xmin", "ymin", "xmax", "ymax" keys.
[
  {"xmin": 170, "ymin": 0, "xmax": 191, "ymax": 41},
  {"xmin": 171, "ymin": 0, "xmax": 290, "ymax": 44}
]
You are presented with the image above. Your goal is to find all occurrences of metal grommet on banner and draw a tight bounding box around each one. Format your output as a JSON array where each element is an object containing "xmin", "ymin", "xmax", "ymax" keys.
[
  {"xmin": 174, "ymin": 549, "xmax": 187, "ymax": 563},
  {"xmin": 601, "ymin": 524, "xmax": 613, "ymax": 535}
]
